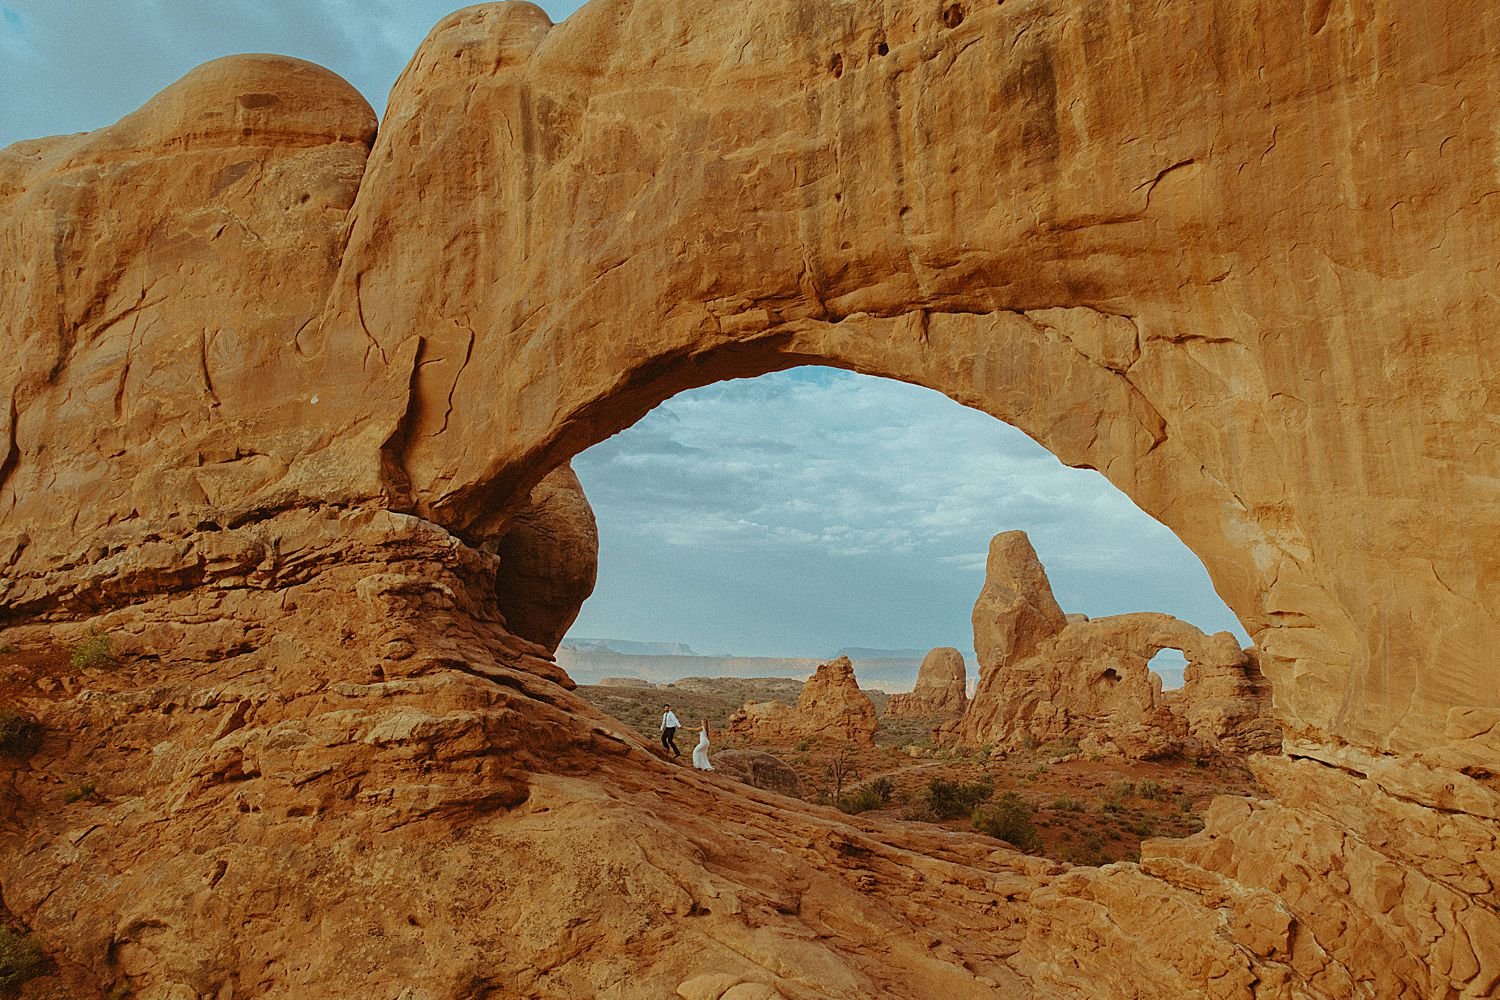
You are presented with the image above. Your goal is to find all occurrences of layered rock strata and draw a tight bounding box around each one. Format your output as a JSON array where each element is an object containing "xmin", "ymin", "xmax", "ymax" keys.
[
  {"xmin": 1, "ymin": 1, "xmax": 1498, "ymax": 996},
  {"xmin": 728, "ymin": 657, "xmax": 878, "ymax": 746},
  {"xmin": 885, "ymin": 647, "xmax": 968, "ymax": 719}
]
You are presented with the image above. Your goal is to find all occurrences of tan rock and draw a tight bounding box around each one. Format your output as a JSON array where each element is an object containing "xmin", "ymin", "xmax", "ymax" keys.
[
  {"xmin": 886, "ymin": 647, "xmax": 968, "ymax": 719},
  {"xmin": 959, "ymin": 533, "xmax": 1276, "ymax": 758},
  {"xmin": 0, "ymin": 2, "xmax": 1497, "ymax": 997},
  {"xmin": 710, "ymin": 749, "xmax": 803, "ymax": 799},
  {"xmin": 971, "ymin": 532, "xmax": 1068, "ymax": 672},
  {"xmin": 728, "ymin": 657, "xmax": 877, "ymax": 745}
]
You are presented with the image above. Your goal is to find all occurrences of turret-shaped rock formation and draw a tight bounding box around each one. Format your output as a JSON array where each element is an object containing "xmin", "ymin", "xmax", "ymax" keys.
[
  {"xmin": 956, "ymin": 532, "xmax": 1276, "ymax": 758},
  {"xmin": 886, "ymin": 647, "xmax": 968, "ymax": 719},
  {"xmin": 728, "ymin": 656, "xmax": 877, "ymax": 745}
]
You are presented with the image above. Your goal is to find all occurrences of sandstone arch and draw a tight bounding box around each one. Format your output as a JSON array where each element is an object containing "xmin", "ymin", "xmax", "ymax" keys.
[{"xmin": 1, "ymin": 1, "xmax": 1498, "ymax": 996}]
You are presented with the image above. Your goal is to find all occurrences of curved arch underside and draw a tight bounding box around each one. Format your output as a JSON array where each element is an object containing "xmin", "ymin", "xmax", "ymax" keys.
[{"xmin": 1, "ymin": 1, "xmax": 1498, "ymax": 996}]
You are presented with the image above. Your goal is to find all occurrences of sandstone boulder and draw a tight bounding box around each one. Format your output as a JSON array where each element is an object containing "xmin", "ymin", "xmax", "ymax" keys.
[
  {"xmin": 728, "ymin": 657, "xmax": 877, "ymax": 745},
  {"xmin": 885, "ymin": 647, "xmax": 968, "ymax": 719},
  {"xmin": 489, "ymin": 463, "xmax": 598, "ymax": 651},
  {"xmin": 710, "ymin": 749, "xmax": 804, "ymax": 798}
]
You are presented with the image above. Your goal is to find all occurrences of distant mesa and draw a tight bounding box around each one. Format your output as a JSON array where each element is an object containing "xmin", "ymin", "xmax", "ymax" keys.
[
  {"xmin": 565, "ymin": 637, "xmax": 702, "ymax": 656},
  {"xmin": 595, "ymin": 676, "xmax": 655, "ymax": 688}
]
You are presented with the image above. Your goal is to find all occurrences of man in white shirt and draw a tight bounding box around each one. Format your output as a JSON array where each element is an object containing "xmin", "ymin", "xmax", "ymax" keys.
[{"xmin": 659, "ymin": 705, "xmax": 682, "ymax": 758}]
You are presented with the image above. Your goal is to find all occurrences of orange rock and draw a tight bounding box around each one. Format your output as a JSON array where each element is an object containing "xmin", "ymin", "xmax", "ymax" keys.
[
  {"xmin": 728, "ymin": 656, "xmax": 877, "ymax": 745},
  {"xmin": 886, "ymin": 647, "xmax": 968, "ymax": 719},
  {"xmin": 1, "ymin": 2, "xmax": 1498, "ymax": 996}
]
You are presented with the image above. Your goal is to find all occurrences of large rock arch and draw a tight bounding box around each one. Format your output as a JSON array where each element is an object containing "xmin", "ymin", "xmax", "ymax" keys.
[{"xmin": 1, "ymin": 1, "xmax": 1497, "ymax": 996}]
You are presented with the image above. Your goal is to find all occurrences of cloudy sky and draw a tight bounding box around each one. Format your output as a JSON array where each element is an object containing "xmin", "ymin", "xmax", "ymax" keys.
[
  {"xmin": 2, "ymin": 2, "xmax": 1249, "ymax": 664},
  {"xmin": 570, "ymin": 369, "xmax": 1248, "ymax": 660}
]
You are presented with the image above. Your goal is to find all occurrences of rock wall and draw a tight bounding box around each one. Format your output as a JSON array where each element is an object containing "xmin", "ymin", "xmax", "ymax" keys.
[
  {"xmin": 885, "ymin": 647, "xmax": 967, "ymax": 719},
  {"xmin": 1, "ymin": 1, "xmax": 1498, "ymax": 997}
]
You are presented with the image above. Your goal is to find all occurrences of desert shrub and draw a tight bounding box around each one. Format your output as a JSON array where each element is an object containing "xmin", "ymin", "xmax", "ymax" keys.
[
  {"xmin": 0, "ymin": 927, "xmax": 44, "ymax": 992},
  {"xmin": 0, "ymin": 641, "xmax": 13, "ymax": 654},
  {"xmin": 1102, "ymin": 798, "xmax": 1125, "ymax": 814},
  {"xmin": 1177, "ymin": 795, "xmax": 1195, "ymax": 814},
  {"xmin": 1137, "ymin": 779, "xmax": 1163, "ymax": 800},
  {"xmin": 64, "ymin": 782, "xmax": 100, "ymax": 805},
  {"xmin": 972, "ymin": 792, "xmax": 1041, "ymax": 852},
  {"xmin": 69, "ymin": 628, "xmax": 114, "ymax": 670},
  {"xmin": 865, "ymin": 776, "xmax": 895, "ymax": 804},
  {"xmin": 926, "ymin": 777, "xmax": 993, "ymax": 819},
  {"xmin": 0, "ymin": 708, "xmax": 40, "ymax": 756},
  {"xmin": 839, "ymin": 788, "xmax": 886, "ymax": 814},
  {"xmin": 1110, "ymin": 780, "xmax": 1136, "ymax": 799},
  {"xmin": 1049, "ymin": 795, "xmax": 1086, "ymax": 812},
  {"xmin": 1066, "ymin": 832, "xmax": 1108, "ymax": 866},
  {"xmin": 1131, "ymin": 818, "xmax": 1156, "ymax": 838}
]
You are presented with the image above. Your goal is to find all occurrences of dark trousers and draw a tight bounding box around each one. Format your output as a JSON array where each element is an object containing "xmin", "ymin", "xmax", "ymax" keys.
[{"xmin": 661, "ymin": 727, "xmax": 681, "ymax": 756}]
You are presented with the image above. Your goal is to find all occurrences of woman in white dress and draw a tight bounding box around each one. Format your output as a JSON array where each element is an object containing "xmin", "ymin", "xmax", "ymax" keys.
[{"xmin": 692, "ymin": 719, "xmax": 714, "ymax": 771}]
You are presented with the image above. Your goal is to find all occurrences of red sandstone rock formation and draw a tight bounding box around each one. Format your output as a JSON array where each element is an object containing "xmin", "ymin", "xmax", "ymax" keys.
[
  {"xmin": 728, "ymin": 656, "xmax": 878, "ymax": 745},
  {"xmin": 886, "ymin": 647, "xmax": 968, "ymax": 719},
  {"xmin": 955, "ymin": 533, "xmax": 1276, "ymax": 759},
  {"xmin": 1, "ymin": 2, "xmax": 1498, "ymax": 996}
]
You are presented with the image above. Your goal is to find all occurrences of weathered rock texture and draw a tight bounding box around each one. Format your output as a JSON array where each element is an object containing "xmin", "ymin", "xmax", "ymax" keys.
[
  {"xmin": 728, "ymin": 657, "xmax": 878, "ymax": 746},
  {"xmin": 711, "ymin": 748, "xmax": 804, "ymax": 799},
  {"xmin": 2, "ymin": 1, "xmax": 1499, "ymax": 997},
  {"xmin": 958, "ymin": 532, "xmax": 1276, "ymax": 758},
  {"xmin": 885, "ymin": 647, "xmax": 967, "ymax": 719}
]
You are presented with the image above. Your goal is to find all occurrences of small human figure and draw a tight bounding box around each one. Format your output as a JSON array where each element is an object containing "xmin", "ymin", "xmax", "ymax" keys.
[
  {"xmin": 692, "ymin": 719, "xmax": 713, "ymax": 771},
  {"xmin": 659, "ymin": 704, "xmax": 682, "ymax": 758}
]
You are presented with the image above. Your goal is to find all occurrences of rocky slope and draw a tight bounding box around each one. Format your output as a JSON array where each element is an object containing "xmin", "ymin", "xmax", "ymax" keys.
[{"xmin": 1, "ymin": 1, "xmax": 1498, "ymax": 997}]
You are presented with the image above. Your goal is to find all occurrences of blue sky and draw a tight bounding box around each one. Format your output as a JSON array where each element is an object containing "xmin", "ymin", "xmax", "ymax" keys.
[
  {"xmin": 570, "ymin": 368, "xmax": 1248, "ymax": 661},
  {"xmin": 0, "ymin": 1, "xmax": 587, "ymax": 147},
  {"xmin": 2, "ymin": 3, "xmax": 1249, "ymax": 664}
]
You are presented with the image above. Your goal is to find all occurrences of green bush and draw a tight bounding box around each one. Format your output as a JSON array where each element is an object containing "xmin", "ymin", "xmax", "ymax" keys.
[
  {"xmin": 0, "ymin": 927, "xmax": 44, "ymax": 992},
  {"xmin": 972, "ymin": 792, "xmax": 1042, "ymax": 852},
  {"xmin": 1110, "ymin": 780, "xmax": 1136, "ymax": 799},
  {"xmin": 64, "ymin": 782, "xmax": 100, "ymax": 805},
  {"xmin": 1137, "ymin": 779, "xmax": 1163, "ymax": 800},
  {"xmin": 839, "ymin": 788, "xmax": 887, "ymax": 814},
  {"xmin": 1066, "ymin": 832, "xmax": 1108, "ymax": 866},
  {"xmin": 865, "ymin": 776, "xmax": 895, "ymax": 804},
  {"xmin": 1102, "ymin": 798, "xmax": 1125, "ymax": 814},
  {"xmin": 926, "ymin": 777, "xmax": 994, "ymax": 819},
  {"xmin": 0, "ymin": 708, "xmax": 40, "ymax": 756},
  {"xmin": 69, "ymin": 628, "xmax": 114, "ymax": 670},
  {"xmin": 1049, "ymin": 795, "xmax": 1086, "ymax": 812}
]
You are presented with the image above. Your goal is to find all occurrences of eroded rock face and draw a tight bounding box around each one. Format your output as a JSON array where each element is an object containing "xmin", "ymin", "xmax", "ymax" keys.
[
  {"xmin": 728, "ymin": 656, "xmax": 878, "ymax": 746},
  {"xmin": 2, "ymin": 1, "xmax": 1498, "ymax": 997},
  {"xmin": 886, "ymin": 647, "xmax": 968, "ymax": 719},
  {"xmin": 711, "ymin": 748, "xmax": 804, "ymax": 799},
  {"xmin": 971, "ymin": 533, "xmax": 1068, "ymax": 671},
  {"xmin": 489, "ymin": 463, "xmax": 598, "ymax": 651},
  {"xmin": 960, "ymin": 532, "xmax": 1276, "ymax": 758}
]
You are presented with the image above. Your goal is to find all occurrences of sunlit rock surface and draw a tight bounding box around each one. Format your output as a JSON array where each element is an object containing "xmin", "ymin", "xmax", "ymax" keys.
[{"xmin": 1, "ymin": 1, "xmax": 1498, "ymax": 996}]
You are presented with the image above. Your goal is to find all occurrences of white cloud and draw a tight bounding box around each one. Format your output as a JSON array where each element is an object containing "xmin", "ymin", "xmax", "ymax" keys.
[{"xmin": 571, "ymin": 368, "xmax": 1250, "ymax": 659}]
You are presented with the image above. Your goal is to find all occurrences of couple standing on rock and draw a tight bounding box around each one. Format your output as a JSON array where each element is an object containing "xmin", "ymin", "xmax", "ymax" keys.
[{"xmin": 660, "ymin": 705, "xmax": 713, "ymax": 771}]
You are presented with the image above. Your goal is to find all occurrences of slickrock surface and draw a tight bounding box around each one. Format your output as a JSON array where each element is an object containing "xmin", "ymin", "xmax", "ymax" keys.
[
  {"xmin": 2, "ymin": 1, "xmax": 1498, "ymax": 997},
  {"xmin": 728, "ymin": 657, "xmax": 878, "ymax": 745},
  {"xmin": 885, "ymin": 647, "xmax": 967, "ymax": 719},
  {"xmin": 959, "ymin": 532, "xmax": 1276, "ymax": 758},
  {"xmin": 710, "ymin": 749, "xmax": 805, "ymax": 799}
]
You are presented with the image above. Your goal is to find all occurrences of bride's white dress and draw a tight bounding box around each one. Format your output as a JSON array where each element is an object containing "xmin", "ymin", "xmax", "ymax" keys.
[{"xmin": 692, "ymin": 727, "xmax": 713, "ymax": 771}]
